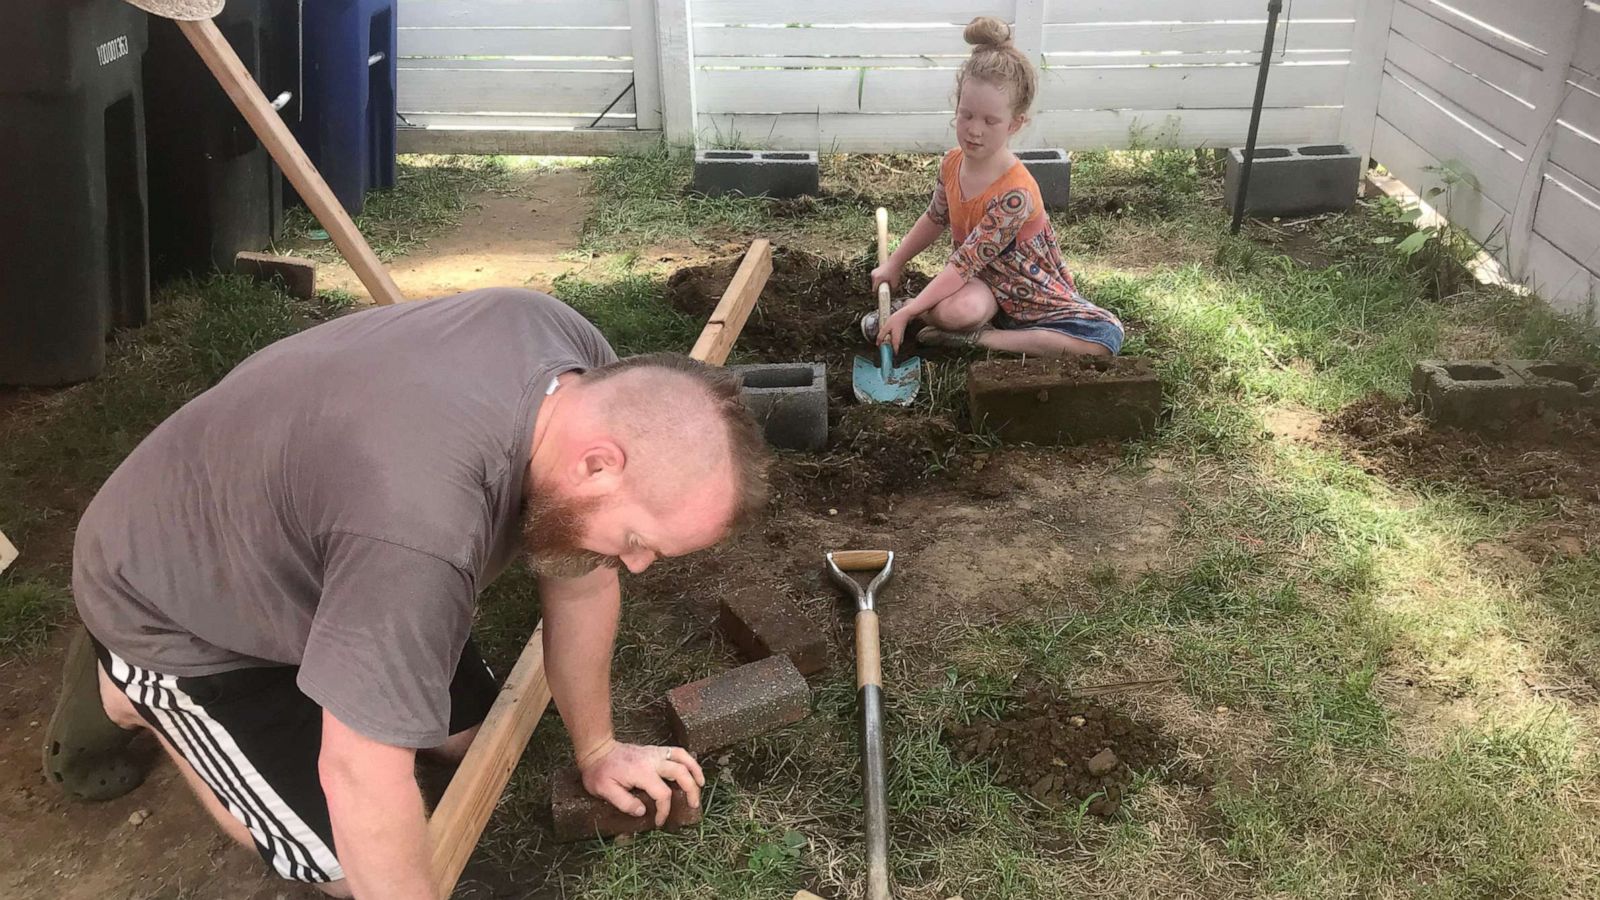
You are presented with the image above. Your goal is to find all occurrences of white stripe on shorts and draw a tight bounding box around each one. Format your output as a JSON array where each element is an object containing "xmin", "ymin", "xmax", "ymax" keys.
[{"xmin": 105, "ymin": 650, "xmax": 346, "ymax": 883}]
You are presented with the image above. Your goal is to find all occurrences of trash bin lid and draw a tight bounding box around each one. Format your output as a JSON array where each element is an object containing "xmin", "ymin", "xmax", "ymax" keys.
[{"xmin": 121, "ymin": 0, "xmax": 225, "ymax": 21}]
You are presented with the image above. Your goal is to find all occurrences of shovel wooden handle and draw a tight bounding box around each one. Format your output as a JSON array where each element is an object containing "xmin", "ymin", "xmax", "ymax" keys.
[
  {"xmin": 832, "ymin": 549, "xmax": 891, "ymax": 572},
  {"xmin": 876, "ymin": 206, "xmax": 890, "ymax": 267}
]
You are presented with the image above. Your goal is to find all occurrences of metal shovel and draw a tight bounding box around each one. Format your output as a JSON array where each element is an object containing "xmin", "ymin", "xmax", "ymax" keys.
[
  {"xmin": 825, "ymin": 549, "xmax": 896, "ymax": 900},
  {"xmin": 853, "ymin": 208, "xmax": 921, "ymax": 405}
]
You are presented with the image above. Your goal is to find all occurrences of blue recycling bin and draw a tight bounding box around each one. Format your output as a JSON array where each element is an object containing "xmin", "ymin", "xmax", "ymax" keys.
[
  {"xmin": 0, "ymin": 0, "xmax": 150, "ymax": 385},
  {"xmin": 295, "ymin": 0, "xmax": 397, "ymax": 216}
]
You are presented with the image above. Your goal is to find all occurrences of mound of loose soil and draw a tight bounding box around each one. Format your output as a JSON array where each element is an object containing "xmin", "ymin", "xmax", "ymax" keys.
[
  {"xmin": 1330, "ymin": 394, "xmax": 1600, "ymax": 504},
  {"xmin": 946, "ymin": 689, "xmax": 1185, "ymax": 818}
]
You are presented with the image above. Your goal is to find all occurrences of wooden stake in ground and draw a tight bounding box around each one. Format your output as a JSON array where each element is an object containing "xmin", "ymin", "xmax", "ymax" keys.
[
  {"xmin": 425, "ymin": 239, "xmax": 774, "ymax": 897},
  {"xmin": 174, "ymin": 18, "xmax": 405, "ymax": 307}
]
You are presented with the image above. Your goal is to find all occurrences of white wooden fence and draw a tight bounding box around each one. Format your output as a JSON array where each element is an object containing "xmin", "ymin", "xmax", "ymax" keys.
[{"xmin": 394, "ymin": 0, "xmax": 1600, "ymax": 321}]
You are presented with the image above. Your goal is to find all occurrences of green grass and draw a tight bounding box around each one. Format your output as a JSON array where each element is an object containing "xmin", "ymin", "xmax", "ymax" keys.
[{"xmin": 0, "ymin": 578, "xmax": 69, "ymax": 656}]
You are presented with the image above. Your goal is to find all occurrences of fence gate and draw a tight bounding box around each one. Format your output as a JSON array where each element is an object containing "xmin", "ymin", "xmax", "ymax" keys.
[{"xmin": 395, "ymin": 0, "xmax": 664, "ymax": 155}]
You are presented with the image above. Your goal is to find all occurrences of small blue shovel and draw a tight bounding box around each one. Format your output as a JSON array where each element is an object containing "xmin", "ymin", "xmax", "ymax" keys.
[{"xmin": 852, "ymin": 209, "xmax": 922, "ymax": 405}]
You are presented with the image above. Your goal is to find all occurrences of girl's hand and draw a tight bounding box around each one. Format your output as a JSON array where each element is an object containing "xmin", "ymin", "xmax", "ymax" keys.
[
  {"xmin": 871, "ymin": 262, "xmax": 903, "ymax": 294},
  {"xmin": 877, "ymin": 309, "xmax": 911, "ymax": 353}
]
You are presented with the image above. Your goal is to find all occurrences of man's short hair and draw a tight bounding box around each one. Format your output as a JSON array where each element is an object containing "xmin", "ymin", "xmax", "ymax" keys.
[{"xmin": 582, "ymin": 353, "xmax": 770, "ymax": 533}]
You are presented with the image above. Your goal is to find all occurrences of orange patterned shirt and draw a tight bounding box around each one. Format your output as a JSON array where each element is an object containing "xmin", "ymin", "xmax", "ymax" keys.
[{"xmin": 929, "ymin": 149, "xmax": 1120, "ymax": 328}]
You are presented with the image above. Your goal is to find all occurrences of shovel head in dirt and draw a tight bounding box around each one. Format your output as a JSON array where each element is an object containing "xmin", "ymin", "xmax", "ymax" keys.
[{"xmin": 853, "ymin": 343, "xmax": 921, "ymax": 405}]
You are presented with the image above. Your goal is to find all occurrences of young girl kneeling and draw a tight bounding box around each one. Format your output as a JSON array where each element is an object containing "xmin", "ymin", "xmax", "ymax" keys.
[{"xmin": 866, "ymin": 16, "xmax": 1124, "ymax": 358}]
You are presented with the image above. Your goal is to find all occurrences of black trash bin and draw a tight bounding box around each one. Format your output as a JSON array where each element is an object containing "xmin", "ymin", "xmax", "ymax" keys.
[
  {"xmin": 145, "ymin": 0, "xmax": 299, "ymax": 280},
  {"xmin": 0, "ymin": 0, "xmax": 150, "ymax": 386}
]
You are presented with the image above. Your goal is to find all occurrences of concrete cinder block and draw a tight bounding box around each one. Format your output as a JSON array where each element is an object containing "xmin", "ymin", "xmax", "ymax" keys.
[
  {"xmin": 718, "ymin": 584, "xmax": 829, "ymax": 676},
  {"xmin": 234, "ymin": 251, "xmax": 316, "ymax": 299},
  {"xmin": 1224, "ymin": 143, "xmax": 1361, "ymax": 218},
  {"xmin": 1505, "ymin": 359, "xmax": 1600, "ymax": 410},
  {"xmin": 666, "ymin": 655, "xmax": 811, "ymax": 755},
  {"xmin": 968, "ymin": 356, "xmax": 1161, "ymax": 445},
  {"xmin": 1018, "ymin": 149, "xmax": 1071, "ymax": 211},
  {"xmin": 692, "ymin": 150, "xmax": 820, "ymax": 199},
  {"xmin": 1414, "ymin": 359, "xmax": 1600, "ymax": 428},
  {"xmin": 729, "ymin": 362, "xmax": 828, "ymax": 452},
  {"xmin": 549, "ymin": 766, "xmax": 702, "ymax": 843}
]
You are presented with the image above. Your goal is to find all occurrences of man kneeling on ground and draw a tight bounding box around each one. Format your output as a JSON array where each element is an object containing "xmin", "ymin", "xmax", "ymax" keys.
[{"xmin": 43, "ymin": 287, "xmax": 769, "ymax": 898}]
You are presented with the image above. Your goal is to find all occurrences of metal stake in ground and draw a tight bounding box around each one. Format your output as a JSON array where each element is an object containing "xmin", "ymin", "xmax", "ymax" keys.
[
  {"xmin": 825, "ymin": 549, "xmax": 896, "ymax": 900},
  {"xmin": 1229, "ymin": 0, "xmax": 1285, "ymax": 235}
]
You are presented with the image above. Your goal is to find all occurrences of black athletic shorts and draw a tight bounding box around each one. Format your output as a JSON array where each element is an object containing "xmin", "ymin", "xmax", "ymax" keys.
[{"xmin": 90, "ymin": 634, "xmax": 499, "ymax": 884}]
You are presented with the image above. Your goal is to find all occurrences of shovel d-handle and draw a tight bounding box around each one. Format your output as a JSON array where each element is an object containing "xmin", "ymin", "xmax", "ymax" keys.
[{"xmin": 833, "ymin": 549, "xmax": 891, "ymax": 572}]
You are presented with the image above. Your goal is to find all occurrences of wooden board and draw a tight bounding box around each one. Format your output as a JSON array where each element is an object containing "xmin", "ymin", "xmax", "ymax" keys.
[
  {"xmin": 1391, "ymin": 0, "xmax": 1564, "ymax": 68},
  {"xmin": 1041, "ymin": 0, "xmax": 1356, "ymax": 23},
  {"xmin": 1531, "ymin": 164, "xmax": 1600, "ymax": 268},
  {"xmin": 692, "ymin": 0, "xmax": 1012, "ymax": 26},
  {"xmin": 689, "ymin": 239, "xmax": 774, "ymax": 366},
  {"xmin": 1042, "ymin": 21, "xmax": 1355, "ymax": 55},
  {"xmin": 400, "ymin": 0, "xmax": 631, "ymax": 28},
  {"xmin": 1551, "ymin": 121, "xmax": 1600, "ymax": 196},
  {"xmin": 427, "ymin": 626, "xmax": 551, "ymax": 899},
  {"xmin": 397, "ymin": 125, "xmax": 660, "ymax": 155},
  {"xmin": 697, "ymin": 106, "xmax": 1341, "ymax": 153},
  {"xmin": 0, "ymin": 530, "xmax": 16, "ymax": 575},
  {"xmin": 398, "ymin": 27, "xmax": 633, "ymax": 59},
  {"xmin": 1383, "ymin": 29, "xmax": 1539, "ymax": 140},
  {"xmin": 696, "ymin": 63, "xmax": 1348, "ymax": 116},
  {"xmin": 1370, "ymin": 116, "xmax": 1513, "ymax": 253},
  {"xmin": 399, "ymin": 68, "xmax": 636, "ymax": 116},
  {"xmin": 1388, "ymin": 1, "xmax": 1543, "ymax": 100},
  {"xmin": 1579, "ymin": 3, "xmax": 1600, "ymax": 78},
  {"xmin": 1525, "ymin": 231, "xmax": 1600, "ymax": 318},
  {"xmin": 1376, "ymin": 65, "xmax": 1527, "ymax": 210}
]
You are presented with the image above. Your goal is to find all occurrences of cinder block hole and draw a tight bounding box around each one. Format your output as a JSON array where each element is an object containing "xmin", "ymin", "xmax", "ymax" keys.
[
  {"xmin": 1526, "ymin": 363, "xmax": 1598, "ymax": 391},
  {"xmin": 705, "ymin": 151, "xmax": 755, "ymax": 160},
  {"xmin": 1245, "ymin": 148, "xmax": 1293, "ymax": 160},
  {"xmin": 1445, "ymin": 364, "xmax": 1505, "ymax": 381},
  {"xmin": 1298, "ymin": 144, "xmax": 1350, "ymax": 157},
  {"xmin": 742, "ymin": 368, "xmax": 815, "ymax": 389},
  {"xmin": 763, "ymin": 152, "xmax": 811, "ymax": 161},
  {"xmin": 1017, "ymin": 149, "xmax": 1066, "ymax": 161}
]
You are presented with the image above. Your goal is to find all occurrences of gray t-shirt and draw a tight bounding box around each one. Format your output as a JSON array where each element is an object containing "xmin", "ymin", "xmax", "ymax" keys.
[{"xmin": 74, "ymin": 288, "xmax": 617, "ymax": 747}]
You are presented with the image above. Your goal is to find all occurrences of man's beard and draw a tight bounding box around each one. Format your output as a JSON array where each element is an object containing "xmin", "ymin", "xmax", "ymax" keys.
[{"xmin": 521, "ymin": 489, "xmax": 622, "ymax": 578}]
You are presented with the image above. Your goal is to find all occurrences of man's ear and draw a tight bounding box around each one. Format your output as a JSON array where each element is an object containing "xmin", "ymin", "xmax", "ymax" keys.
[{"xmin": 571, "ymin": 440, "xmax": 626, "ymax": 495}]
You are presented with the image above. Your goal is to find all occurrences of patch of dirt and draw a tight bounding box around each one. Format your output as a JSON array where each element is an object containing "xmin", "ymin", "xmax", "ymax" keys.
[
  {"xmin": 1263, "ymin": 404, "xmax": 1327, "ymax": 444},
  {"xmin": 1330, "ymin": 394, "xmax": 1600, "ymax": 508},
  {"xmin": 317, "ymin": 168, "xmax": 703, "ymax": 303},
  {"xmin": 946, "ymin": 687, "xmax": 1201, "ymax": 818}
]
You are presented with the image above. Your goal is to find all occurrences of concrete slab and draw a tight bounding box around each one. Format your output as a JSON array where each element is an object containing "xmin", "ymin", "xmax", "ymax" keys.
[{"xmin": 1412, "ymin": 359, "xmax": 1550, "ymax": 428}]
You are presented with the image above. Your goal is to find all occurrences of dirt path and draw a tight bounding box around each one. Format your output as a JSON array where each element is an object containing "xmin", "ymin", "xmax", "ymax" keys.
[{"xmin": 317, "ymin": 167, "xmax": 596, "ymax": 303}]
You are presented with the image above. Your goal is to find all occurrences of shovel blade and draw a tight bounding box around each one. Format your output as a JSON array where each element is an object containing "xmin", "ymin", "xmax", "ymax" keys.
[{"xmin": 852, "ymin": 353, "xmax": 921, "ymax": 405}]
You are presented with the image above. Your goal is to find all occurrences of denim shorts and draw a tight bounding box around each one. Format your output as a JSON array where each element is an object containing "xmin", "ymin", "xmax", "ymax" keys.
[{"xmin": 994, "ymin": 312, "xmax": 1125, "ymax": 355}]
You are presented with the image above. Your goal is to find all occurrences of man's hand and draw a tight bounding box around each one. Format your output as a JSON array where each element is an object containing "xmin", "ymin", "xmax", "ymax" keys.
[{"xmin": 577, "ymin": 738, "xmax": 705, "ymax": 827}]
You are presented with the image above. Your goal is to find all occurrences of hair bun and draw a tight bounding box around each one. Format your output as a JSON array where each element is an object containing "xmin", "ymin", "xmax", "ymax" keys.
[{"xmin": 963, "ymin": 16, "xmax": 1012, "ymax": 49}]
